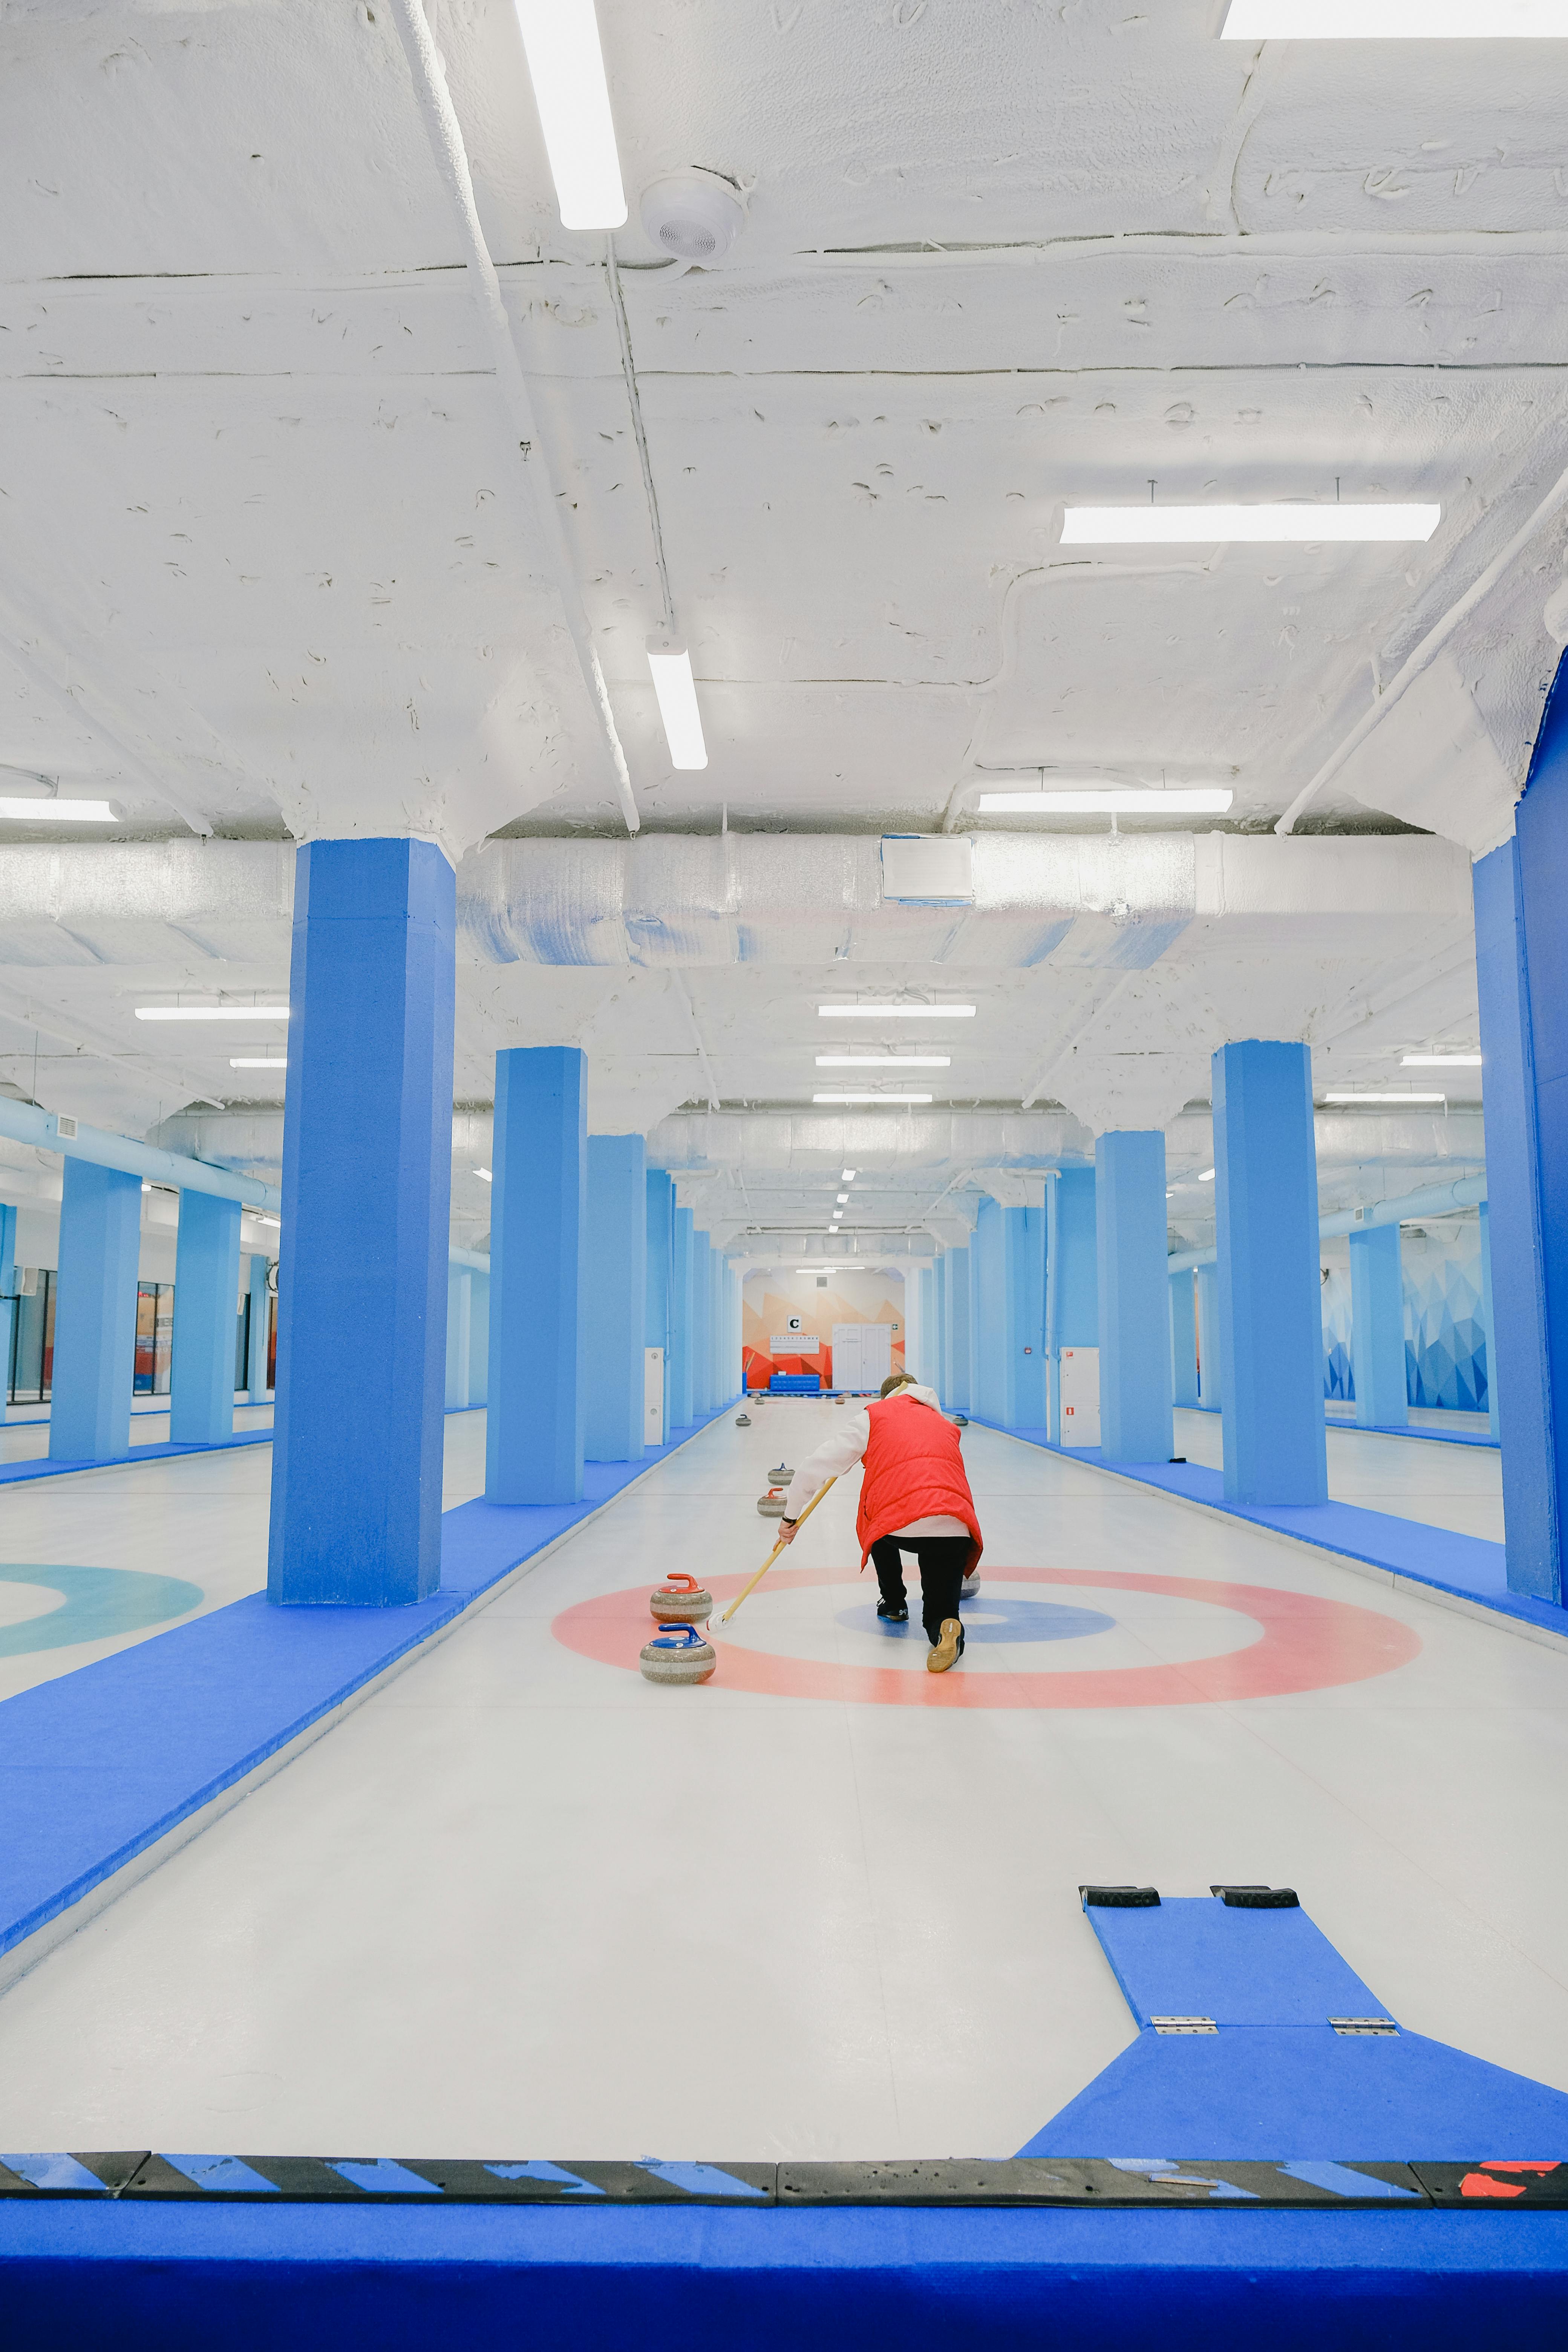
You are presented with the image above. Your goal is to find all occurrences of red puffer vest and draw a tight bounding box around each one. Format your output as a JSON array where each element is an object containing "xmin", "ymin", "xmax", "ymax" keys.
[{"xmin": 856, "ymin": 1393, "xmax": 982, "ymax": 1575}]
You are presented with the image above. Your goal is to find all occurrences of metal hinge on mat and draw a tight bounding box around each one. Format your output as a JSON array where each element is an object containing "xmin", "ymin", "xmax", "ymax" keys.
[
  {"xmin": 1330, "ymin": 2017, "xmax": 1399, "ymax": 2036},
  {"xmin": 1150, "ymin": 2016, "xmax": 1218, "ymax": 2035}
]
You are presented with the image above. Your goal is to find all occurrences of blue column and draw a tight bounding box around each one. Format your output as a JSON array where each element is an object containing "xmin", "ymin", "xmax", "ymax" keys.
[
  {"xmin": 170, "ymin": 1190, "xmax": 242, "ymax": 1446},
  {"xmin": 245, "ymin": 1251, "xmax": 271, "ymax": 1401},
  {"xmin": 1212, "ymin": 1040, "xmax": 1328, "ymax": 1507},
  {"xmin": 269, "ymin": 840, "xmax": 455, "ymax": 1604},
  {"xmin": 485, "ymin": 1045, "xmax": 585, "ymax": 1507},
  {"xmin": 670, "ymin": 1206, "xmax": 694, "ymax": 1429},
  {"xmin": 1479, "ymin": 1200, "xmax": 1499, "ymax": 1444},
  {"xmin": 1349, "ymin": 1223, "xmax": 1408, "ymax": 1430},
  {"xmin": 1095, "ymin": 1131, "xmax": 1173, "ymax": 1465},
  {"xmin": 691, "ymin": 1231, "xmax": 714, "ymax": 1415},
  {"xmin": 585, "ymin": 1134, "xmax": 646, "ymax": 1462},
  {"xmin": 972, "ymin": 1198, "xmax": 1015, "ymax": 1427},
  {"xmin": 1015, "ymin": 1205, "xmax": 1047, "ymax": 1428},
  {"xmin": 1196, "ymin": 1260, "xmax": 1223, "ymax": 1409},
  {"xmin": 944, "ymin": 1243, "xmax": 971, "ymax": 1410},
  {"xmin": 1049, "ymin": 1166, "xmax": 1098, "ymax": 1443},
  {"xmin": 918, "ymin": 1265, "xmax": 936, "ymax": 1390},
  {"xmin": 49, "ymin": 1159, "xmax": 141, "ymax": 1463},
  {"xmin": 1169, "ymin": 1269, "xmax": 1199, "ymax": 1409},
  {"xmin": 445, "ymin": 1266, "xmax": 472, "ymax": 1410},
  {"xmin": 646, "ymin": 1168, "xmax": 673, "ymax": 1426},
  {"xmin": 933, "ymin": 1253, "xmax": 949, "ymax": 1405},
  {"xmin": 0, "ymin": 1202, "xmax": 16, "ymax": 1426},
  {"xmin": 468, "ymin": 1271, "xmax": 488, "ymax": 1409}
]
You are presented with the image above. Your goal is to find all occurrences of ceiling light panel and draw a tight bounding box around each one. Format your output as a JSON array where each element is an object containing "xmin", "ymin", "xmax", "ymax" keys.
[
  {"xmin": 813, "ymin": 1093, "xmax": 933, "ymax": 1105},
  {"xmin": 511, "ymin": 0, "xmax": 626, "ymax": 229},
  {"xmin": 646, "ymin": 642, "xmax": 707, "ymax": 770},
  {"xmin": 1223, "ymin": 1, "xmax": 1568, "ymax": 33},
  {"xmin": 136, "ymin": 1006, "xmax": 289, "ymax": 1021},
  {"xmin": 815, "ymin": 1055, "xmax": 951, "ymax": 1068},
  {"xmin": 1061, "ymin": 505, "xmax": 1439, "ymax": 545},
  {"xmin": 229, "ymin": 1058, "xmax": 286, "ymax": 1069},
  {"xmin": 1402, "ymin": 1054, "xmax": 1482, "ymax": 1066},
  {"xmin": 818, "ymin": 1004, "xmax": 975, "ymax": 1019},
  {"xmin": 977, "ymin": 788, "xmax": 1233, "ymax": 815},
  {"xmin": 1323, "ymin": 1091, "xmax": 1447, "ymax": 1104},
  {"xmin": 0, "ymin": 798, "xmax": 116, "ymax": 822}
]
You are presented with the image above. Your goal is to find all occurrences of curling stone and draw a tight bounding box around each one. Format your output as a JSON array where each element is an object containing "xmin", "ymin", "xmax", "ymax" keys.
[
  {"xmin": 768, "ymin": 1463, "xmax": 794, "ymax": 1482},
  {"xmin": 735, "ymin": 1412, "xmax": 751, "ymax": 1426},
  {"xmin": 757, "ymin": 1484, "xmax": 789, "ymax": 1516},
  {"xmin": 651, "ymin": 1571, "xmax": 713, "ymax": 1626},
  {"xmin": 639, "ymin": 1623, "xmax": 717, "ymax": 1685}
]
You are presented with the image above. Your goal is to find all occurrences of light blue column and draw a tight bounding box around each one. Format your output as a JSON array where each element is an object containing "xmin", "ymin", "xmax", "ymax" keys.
[
  {"xmin": 245, "ymin": 1252, "xmax": 271, "ymax": 1401},
  {"xmin": 944, "ymin": 1243, "xmax": 971, "ymax": 1410},
  {"xmin": 1475, "ymin": 733, "xmax": 1568, "ymax": 1599},
  {"xmin": 170, "ymin": 1190, "xmax": 242, "ymax": 1446},
  {"xmin": 1169, "ymin": 1268, "xmax": 1199, "ymax": 1409},
  {"xmin": 485, "ymin": 1045, "xmax": 585, "ymax": 1507},
  {"xmin": 1015, "ymin": 1205, "xmax": 1047, "ymax": 1429},
  {"xmin": 1479, "ymin": 1200, "xmax": 1499, "ymax": 1444},
  {"xmin": 585, "ymin": 1133, "xmax": 646, "ymax": 1463},
  {"xmin": 646, "ymin": 1168, "xmax": 673, "ymax": 1425},
  {"xmin": 445, "ymin": 1265, "xmax": 472, "ymax": 1411},
  {"xmin": 1196, "ymin": 1260, "xmax": 1223, "ymax": 1410},
  {"xmin": 468, "ymin": 1271, "xmax": 488, "ymax": 1409},
  {"xmin": 1349, "ymin": 1223, "xmax": 1408, "ymax": 1430},
  {"xmin": 692, "ymin": 1231, "xmax": 714, "ymax": 1415},
  {"xmin": 670, "ymin": 1206, "xmax": 694, "ymax": 1428},
  {"xmin": 1095, "ymin": 1131, "xmax": 1173, "ymax": 1465},
  {"xmin": 49, "ymin": 1159, "xmax": 141, "ymax": 1463},
  {"xmin": 933, "ymin": 1254, "xmax": 949, "ymax": 1405},
  {"xmin": 1212, "ymin": 1040, "xmax": 1328, "ymax": 1507},
  {"xmin": 269, "ymin": 839, "xmax": 455, "ymax": 1603},
  {"xmin": 1050, "ymin": 1166, "xmax": 1098, "ymax": 1443},
  {"xmin": 918, "ymin": 1264, "xmax": 936, "ymax": 1392},
  {"xmin": 0, "ymin": 1202, "xmax": 16, "ymax": 1426},
  {"xmin": 972, "ymin": 1197, "xmax": 1015, "ymax": 1428}
]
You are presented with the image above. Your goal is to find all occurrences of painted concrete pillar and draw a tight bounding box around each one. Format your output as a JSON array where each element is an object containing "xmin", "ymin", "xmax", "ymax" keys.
[
  {"xmin": 1473, "ymin": 696, "xmax": 1568, "ymax": 1599},
  {"xmin": 269, "ymin": 839, "xmax": 455, "ymax": 1603},
  {"xmin": 944, "ymin": 1243, "xmax": 971, "ymax": 1412},
  {"xmin": 1195, "ymin": 1260, "xmax": 1223, "ymax": 1410},
  {"xmin": 244, "ymin": 1251, "xmax": 271, "ymax": 1401},
  {"xmin": 467, "ymin": 1271, "xmax": 488, "ymax": 1410},
  {"xmin": 49, "ymin": 1159, "xmax": 140, "ymax": 1464},
  {"xmin": 445, "ymin": 1266, "xmax": 472, "ymax": 1412},
  {"xmin": 972, "ymin": 1197, "xmax": 1014, "ymax": 1428},
  {"xmin": 1015, "ymin": 1206, "xmax": 1047, "ymax": 1429},
  {"xmin": 646, "ymin": 1168, "xmax": 674, "ymax": 1419},
  {"xmin": 485, "ymin": 1044, "xmax": 585, "ymax": 1507},
  {"xmin": 1095, "ymin": 1131, "xmax": 1173, "ymax": 1465},
  {"xmin": 1169, "ymin": 1268, "xmax": 1199, "ymax": 1410},
  {"xmin": 933, "ymin": 1253, "xmax": 949, "ymax": 1406},
  {"xmin": 692, "ymin": 1231, "xmax": 714, "ymax": 1416},
  {"xmin": 670, "ymin": 1206, "xmax": 694, "ymax": 1429},
  {"xmin": 1479, "ymin": 1200, "xmax": 1499, "ymax": 1445},
  {"xmin": 918, "ymin": 1265, "xmax": 936, "ymax": 1390},
  {"xmin": 0, "ymin": 1202, "xmax": 17, "ymax": 1426},
  {"xmin": 1349, "ymin": 1223, "xmax": 1408, "ymax": 1430},
  {"xmin": 1047, "ymin": 1166, "xmax": 1097, "ymax": 1443},
  {"xmin": 170, "ymin": 1190, "xmax": 242, "ymax": 1446},
  {"xmin": 585, "ymin": 1134, "xmax": 646, "ymax": 1463},
  {"xmin": 1212, "ymin": 1039, "xmax": 1328, "ymax": 1507}
]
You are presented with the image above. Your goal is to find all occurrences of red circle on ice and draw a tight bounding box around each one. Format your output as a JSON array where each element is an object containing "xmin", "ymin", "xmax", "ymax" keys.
[{"xmin": 551, "ymin": 1565, "xmax": 1421, "ymax": 1709}]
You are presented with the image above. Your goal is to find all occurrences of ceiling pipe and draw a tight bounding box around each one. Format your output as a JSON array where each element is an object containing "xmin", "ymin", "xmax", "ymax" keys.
[
  {"xmin": 1166, "ymin": 1172, "xmax": 1486, "ymax": 1272},
  {"xmin": 0, "ymin": 1097, "xmax": 281, "ymax": 1212},
  {"xmin": 387, "ymin": 0, "xmax": 640, "ymax": 836}
]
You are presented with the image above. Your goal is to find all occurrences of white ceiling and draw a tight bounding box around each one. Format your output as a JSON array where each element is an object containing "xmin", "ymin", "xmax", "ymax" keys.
[{"xmin": 0, "ymin": 0, "xmax": 1539, "ymax": 1258}]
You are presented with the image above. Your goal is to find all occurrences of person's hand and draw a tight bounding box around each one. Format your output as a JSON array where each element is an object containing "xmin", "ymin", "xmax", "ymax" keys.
[{"xmin": 776, "ymin": 1517, "xmax": 798, "ymax": 1545}]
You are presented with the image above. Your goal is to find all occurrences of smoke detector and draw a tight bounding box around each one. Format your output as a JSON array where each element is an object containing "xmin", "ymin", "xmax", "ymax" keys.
[{"xmin": 639, "ymin": 168, "xmax": 746, "ymax": 266}]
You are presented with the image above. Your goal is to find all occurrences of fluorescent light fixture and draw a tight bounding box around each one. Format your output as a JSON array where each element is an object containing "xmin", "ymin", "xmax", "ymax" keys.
[
  {"xmin": 977, "ymin": 787, "xmax": 1234, "ymax": 815},
  {"xmin": 646, "ymin": 640, "xmax": 707, "ymax": 770},
  {"xmin": 1061, "ymin": 504, "xmax": 1439, "ymax": 545},
  {"xmin": 258, "ymin": 1215, "xmax": 280, "ymax": 1229},
  {"xmin": 813, "ymin": 1092, "xmax": 933, "ymax": 1106},
  {"xmin": 511, "ymin": 0, "xmax": 626, "ymax": 229},
  {"xmin": 1323, "ymin": 1090, "xmax": 1447, "ymax": 1104},
  {"xmin": 842, "ymin": 1168, "xmax": 858, "ymax": 1180},
  {"xmin": 0, "ymin": 797, "xmax": 116, "ymax": 822},
  {"xmin": 135, "ymin": 1005, "xmax": 289, "ymax": 1021},
  {"xmin": 818, "ymin": 1004, "xmax": 975, "ymax": 1019},
  {"xmin": 229, "ymin": 1057, "xmax": 286, "ymax": 1069},
  {"xmin": 815, "ymin": 1055, "xmax": 952, "ymax": 1068},
  {"xmin": 1199, "ymin": 1168, "xmax": 1216, "ymax": 1182},
  {"xmin": 836, "ymin": 1194, "xmax": 850, "ymax": 1204},
  {"xmin": 796, "ymin": 1266, "xmax": 840, "ymax": 1273},
  {"xmin": 1222, "ymin": 2, "xmax": 1568, "ymax": 34},
  {"xmin": 475, "ymin": 1168, "xmax": 493, "ymax": 1182},
  {"xmin": 1402, "ymin": 1053, "xmax": 1481, "ymax": 1066}
]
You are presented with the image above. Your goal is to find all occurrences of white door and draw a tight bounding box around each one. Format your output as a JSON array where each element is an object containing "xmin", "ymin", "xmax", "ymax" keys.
[
  {"xmin": 859, "ymin": 1322, "xmax": 893, "ymax": 1392},
  {"xmin": 831, "ymin": 1323, "xmax": 862, "ymax": 1390},
  {"xmin": 644, "ymin": 1347, "xmax": 665, "ymax": 1446},
  {"xmin": 1059, "ymin": 1346, "xmax": 1100, "ymax": 1447}
]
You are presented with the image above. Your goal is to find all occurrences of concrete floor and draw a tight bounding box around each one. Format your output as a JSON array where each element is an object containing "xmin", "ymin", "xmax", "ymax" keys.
[{"xmin": 0, "ymin": 1401, "xmax": 1562, "ymax": 2163}]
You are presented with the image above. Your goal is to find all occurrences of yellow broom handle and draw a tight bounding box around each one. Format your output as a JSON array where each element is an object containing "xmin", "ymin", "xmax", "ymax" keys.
[{"xmin": 718, "ymin": 1475, "xmax": 838, "ymax": 1624}]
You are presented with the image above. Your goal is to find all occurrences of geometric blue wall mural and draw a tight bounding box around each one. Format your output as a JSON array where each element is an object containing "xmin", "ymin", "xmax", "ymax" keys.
[{"xmin": 1320, "ymin": 1219, "xmax": 1489, "ymax": 1413}]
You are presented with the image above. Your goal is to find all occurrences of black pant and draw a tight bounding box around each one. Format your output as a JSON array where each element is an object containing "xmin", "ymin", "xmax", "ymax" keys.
[{"xmin": 869, "ymin": 1536, "xmax": 969, "ymax": 1648}]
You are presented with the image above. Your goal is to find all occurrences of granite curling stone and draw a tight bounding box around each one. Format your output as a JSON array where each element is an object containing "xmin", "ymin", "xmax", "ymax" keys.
[
  {"xmin": 651, "ymin": 1571, "xmax": 713, "ymax": 1626},
  {"xmin": 639, "ymin": 1623, "xmax": 717, "ymax": 1685},
  {"xmin": 735, "ymin": 1412, "xmax": 751, "ymax": 1426},
  {"xmin": 757, "ymin": 1484, "xmax": 789, "ymax": 1517},
  {"xmin": 769, "ymin": 1463, "xmax": 794, "ymax": 1482}
]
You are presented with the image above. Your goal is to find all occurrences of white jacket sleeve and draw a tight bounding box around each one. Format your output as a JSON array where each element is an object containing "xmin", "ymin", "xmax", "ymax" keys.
[{"xmin": 784, "ymin": 1408, "xmax": 870, "ymax": 1519}]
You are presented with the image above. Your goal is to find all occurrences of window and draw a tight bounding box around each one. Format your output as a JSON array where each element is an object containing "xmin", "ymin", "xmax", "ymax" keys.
[
  {"xmin": 133, "ymin": 1282, "xmax": 175, "ymax": 1395},
  {"xmin": 8, "ymin": 1269, "xmax": 54, "ymax": 1404}
]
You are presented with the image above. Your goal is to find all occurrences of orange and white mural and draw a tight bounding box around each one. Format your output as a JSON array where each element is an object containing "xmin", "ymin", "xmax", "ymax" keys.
[{"xmin": 742, "ymin": 1268, "xmax": 905, "ymax": 1392}]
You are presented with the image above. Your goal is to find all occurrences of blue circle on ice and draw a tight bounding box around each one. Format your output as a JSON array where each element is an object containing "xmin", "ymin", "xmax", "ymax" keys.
[
  {"xmin": 837, "ymin": 1596, "xmax": 1116, "ymax": 1645},
  {"xmin": 0, "ymin": 1564, "xmax": 204, "ymax": 1657}
]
